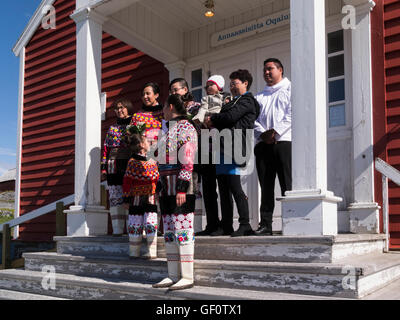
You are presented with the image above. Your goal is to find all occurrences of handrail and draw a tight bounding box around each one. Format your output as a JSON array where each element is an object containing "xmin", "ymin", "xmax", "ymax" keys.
[
  {"xmin": 1, "ymin": 184, "xmax": 108, "ymax": 269},
  {"xmin": 0, "ymin": 194, "xmax": 74, "ymax": 232},
  {"xmin": 375, "ymin": 158, "xmax": 400, "ymax": 253}
]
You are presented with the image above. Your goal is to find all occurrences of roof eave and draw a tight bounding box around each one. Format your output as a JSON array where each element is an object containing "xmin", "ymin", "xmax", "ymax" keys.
[{"xmin": 12, "ymin": 0, "xmax": 57, "ymax": 57}]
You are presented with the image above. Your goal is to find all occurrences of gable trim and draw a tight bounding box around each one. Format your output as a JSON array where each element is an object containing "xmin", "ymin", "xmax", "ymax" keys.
[{"xmin": 13, "ymin": 0, "xmax": 57, "ymax": 56}]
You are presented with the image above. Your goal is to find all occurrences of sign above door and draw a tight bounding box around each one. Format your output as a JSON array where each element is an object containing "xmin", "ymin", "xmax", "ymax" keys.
[{"xmin": 211, "ymin": 9, "xmax": 290, "ymax": 48}]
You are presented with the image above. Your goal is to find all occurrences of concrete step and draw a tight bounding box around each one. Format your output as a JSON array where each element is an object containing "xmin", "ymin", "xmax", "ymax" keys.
[
  {"xmin": 0, "ymin": 288, "xmax": 68, "ymax": 300},
  {"xmin": 54, "ymin": 234, "xmax": 386, "ymax": 263},
  {"xmin": 21, "ymin": 251, "xmax": 400, "ymax": 298},
  {"xmin": 0, "ymin": 268, "xmax": 345, "ymax": 300}
]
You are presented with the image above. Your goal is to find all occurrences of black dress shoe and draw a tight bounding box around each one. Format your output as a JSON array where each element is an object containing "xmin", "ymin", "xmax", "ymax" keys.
[
  {"xmin": 195, "ymin": 229, "xmax": 212, "ymax": 236},
  {"xmin": 231, "ymin": 225, "xmax": 255, "ymax": 237},
  {"xmin": 254, "ymin": 226, "xmax": 273, "ymax": 236},
  {"xmin": 210, "ymin": 228, "xmax": 232, "ymax": 236}
]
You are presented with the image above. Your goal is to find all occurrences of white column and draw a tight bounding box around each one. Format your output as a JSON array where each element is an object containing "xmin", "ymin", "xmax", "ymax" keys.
[
  {"xmin": 278, "ymin": 0, "xmax": 342, "ymax": 236},
  {"xmin": 65, "ymin": 7, "xmax": 109, "ymax": 236},
  {"xmin": 345, "ymin": 0, "xmax": 380, "ymax": 234},
  {"xmin": 13, "ymin": 47, "xmax": 26, "ymax": 239},
  {"xmin": 165, "ymin": 61, "xmax": 186, "ymax": 82}
]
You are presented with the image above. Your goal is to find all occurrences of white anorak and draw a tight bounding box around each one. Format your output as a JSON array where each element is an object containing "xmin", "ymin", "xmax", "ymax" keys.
[{"xmin": 254, "ymin": 77, "xmax": 292, "ymax": 143}]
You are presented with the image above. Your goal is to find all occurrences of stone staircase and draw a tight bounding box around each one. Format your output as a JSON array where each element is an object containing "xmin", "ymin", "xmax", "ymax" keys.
[{"xmin": 0, "ymin": 234, "xmax": 400, "ymax": 300}]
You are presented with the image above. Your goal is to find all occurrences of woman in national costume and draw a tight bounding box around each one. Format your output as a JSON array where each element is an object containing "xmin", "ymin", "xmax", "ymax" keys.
[
  {"xmin": 101, "ymin": 99, "xmax": 133, "ymax": 236},
  {"xmin": 152, "ymin": 94, "xmax": 198, "ymax": 291}
]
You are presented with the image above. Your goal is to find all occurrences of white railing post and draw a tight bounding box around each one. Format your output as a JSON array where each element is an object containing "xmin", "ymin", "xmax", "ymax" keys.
[
  {"xmin": 382, "ymin": 175, "xmax": 389, "ymax": 253},
  {"xmin": 374, "ymin": 158, "xmax": 400, "ymax": 252}
]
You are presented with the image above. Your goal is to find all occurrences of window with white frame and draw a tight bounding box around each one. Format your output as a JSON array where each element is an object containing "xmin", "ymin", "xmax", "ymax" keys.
[
  {"xmin": 191, "ymin": 69, "xmax": 203, "ymax": 102},
  {"xmin": 327, "ymin": 30, "xmax": 346, "ymax": 128}
]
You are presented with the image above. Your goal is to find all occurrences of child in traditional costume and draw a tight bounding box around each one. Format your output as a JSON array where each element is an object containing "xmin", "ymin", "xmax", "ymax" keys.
[{"xmin": 123, "ymin": 124, "xmax": 160, "ymax": 259}]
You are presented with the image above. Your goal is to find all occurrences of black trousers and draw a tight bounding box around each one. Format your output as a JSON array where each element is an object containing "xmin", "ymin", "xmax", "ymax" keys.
[
  {"xmin": 255, "ymin": 141, "xmax": 292, "ymax": 228},
  {"xmin": 200, "ymin": 164, "xmax": 221, "ymax": 231},
  {"xmin": 217, "ymin": 174, "xmax": 250, "ymax": 233}
]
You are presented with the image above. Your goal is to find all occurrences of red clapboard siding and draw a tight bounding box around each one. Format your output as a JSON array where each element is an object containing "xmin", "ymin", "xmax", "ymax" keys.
[
  {"xmin": 376, "ymin": 0, "xmax": 400, "ymax": 249},
  {"xmin": 19, "ymin": 0, "xmax": 76, "ymax": 242},
  {"xmin": 19, "ymin": 0, "xmax": 169, "ymax": 241}
]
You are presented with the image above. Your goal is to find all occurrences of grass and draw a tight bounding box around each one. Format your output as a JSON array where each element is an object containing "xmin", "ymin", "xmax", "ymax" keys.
[
  {"xmin": 0, "ymin": 208, "xmax": 14, "ymax": 220},
  {"xmin": 0, "ymin": 216, "xmax": 13, "ymax": 224}
]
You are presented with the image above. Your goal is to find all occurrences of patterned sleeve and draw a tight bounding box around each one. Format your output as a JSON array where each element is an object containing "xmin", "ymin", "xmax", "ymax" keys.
[
  {"xmin": 176, "ymin": 123, "xmax": 198, "ymax": 193},
  {"xmin": 101, "ymin": 128, "xmax": 111, "ymax": 172}
]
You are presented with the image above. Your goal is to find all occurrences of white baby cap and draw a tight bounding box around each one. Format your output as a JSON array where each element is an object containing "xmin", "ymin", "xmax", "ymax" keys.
[{"xmin": 207, "ymin": 75, "xmax": 225, "ymax": 91}]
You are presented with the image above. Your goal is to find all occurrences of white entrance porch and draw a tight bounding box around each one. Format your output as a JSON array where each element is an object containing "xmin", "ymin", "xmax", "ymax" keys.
[{"xmin": 67, "ymin": 0, "xmax": 379, "ymax": 237}]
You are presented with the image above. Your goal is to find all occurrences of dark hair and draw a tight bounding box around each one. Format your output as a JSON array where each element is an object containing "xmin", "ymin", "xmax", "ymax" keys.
[
  {"xmin": 167, "ymin": 94, "xmax": 187, "ymax": 116},
  {"xmin": 169, "ymin": 78, "xmax": 189, "ymax": 90},
  {"xmin": 230, "ymin": 69, "xmax": 253, "ymax": 91},
  {"xmin": 128, "ymin": 133, "xmax": 146, "ymax": 155},
  {"xmin": 264, "ymin": 58, "xmax": 284, "ymax": 75},
  {"xmin": 113, "ymin": 99, "xmax": 133, "ymax": 114},
  {"xmin": 169, "ymin": 78, "xmax": 194, "ymax": 103},
  {"xmin": 142, "ymin": 82, "xmax": 160, "ymax": 95}
]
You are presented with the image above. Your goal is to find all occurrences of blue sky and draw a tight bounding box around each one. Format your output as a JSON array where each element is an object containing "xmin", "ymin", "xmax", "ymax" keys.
[{"xmin": 0, "ymin": 0, "xmax": 42, "ymax": 176}]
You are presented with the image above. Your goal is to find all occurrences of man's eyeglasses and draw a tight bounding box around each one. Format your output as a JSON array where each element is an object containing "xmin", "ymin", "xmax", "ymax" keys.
[
  {"xmin": 170, "ymin": 87, "xmax": 184, "ymax": 94},
  {"xmin": 230, "ymin": 81, "xmax": 242, "ymax": 87}
]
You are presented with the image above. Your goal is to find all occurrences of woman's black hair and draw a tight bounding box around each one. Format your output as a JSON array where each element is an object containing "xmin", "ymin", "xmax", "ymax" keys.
[
  {"xmin": 167, "ymin": 94, "xmax": 187, "ymax": 116},
  {"xmin": 142, "ymin": 82, "xmax": 160, "ymax": 95},
  {"xmin": 169, "ymin": 78, "xmax": 194, "ymax": 103},
  {"xmin": 229, "ymin": 69, "xmax": 253, "ymax": 91}
]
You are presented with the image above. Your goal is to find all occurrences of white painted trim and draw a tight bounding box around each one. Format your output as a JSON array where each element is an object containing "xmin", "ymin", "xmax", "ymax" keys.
[
  {"xmin": 89, "ymin": 0, "xmax": 140, "ymax": 16},
  {"xmin": 73, "ymin": 12, "xmax": 104, "ymax": 209},
  {"xmin": 165, "ymin": 61, "xmax": 187, "ymax": 81},
  {"xmin": 1, "ymin": 195, "xmax": 74, "ymax": 230},
  {"xmin": 101, "ymin": 92, "xmax": 107, "ymax": 121},
  {"xmin": 184, "ymin": 11, "xmax": 345, "ymax": 71},
  {"xmin": 102, "ymin": 17, "xmax": 180, "ymax": 64},
  {"xmin": 70, "ymin": 6, "xmax": 108, "ymax": 25},
  {"xmin": 343, "ymin": 0, "xmax": 376, "ymax": 13},
  {"xmin": 348, "ymin": 5, "xmax": 375, "ymax": 204},
  {"xmin": 13, "ymin": 48, "xmax": 26, "ymax": 239},
  {"xmin": 13, "ymin": 0, "xmax": 56, "ymax": 56},
  {"xmin": 186, "ymin": 26, "xmax": 291, "ymax": 67},
  {"xmin": 382, "ymin": 175, "xmax": 389, "ymax": 252}
]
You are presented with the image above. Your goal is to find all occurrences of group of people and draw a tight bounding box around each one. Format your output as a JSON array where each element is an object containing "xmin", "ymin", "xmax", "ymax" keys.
[{"xmin": 101, "ymin": 58, "xmax": 292, "ymax": 291}]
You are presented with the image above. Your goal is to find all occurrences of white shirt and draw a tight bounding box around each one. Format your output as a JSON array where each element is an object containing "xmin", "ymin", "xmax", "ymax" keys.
[{"xmin": 254, "ymin": 77, "xmax": 292, "ymax": 143}]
